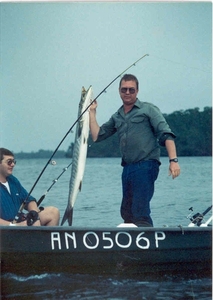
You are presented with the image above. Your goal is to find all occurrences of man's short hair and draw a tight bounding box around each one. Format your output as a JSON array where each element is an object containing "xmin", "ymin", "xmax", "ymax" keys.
[
  {"xmin": 0, "ymin": 148, "xmax": 14, "ymax": 162},
  {"xmin": 119, "ymin": 74, "xmax": 139, "ymax": 90}
]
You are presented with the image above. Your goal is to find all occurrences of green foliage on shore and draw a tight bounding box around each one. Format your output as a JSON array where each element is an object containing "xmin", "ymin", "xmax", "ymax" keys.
[{"xmin": 161, "ymin": 107, "xmax": 212, "ymax": 156}]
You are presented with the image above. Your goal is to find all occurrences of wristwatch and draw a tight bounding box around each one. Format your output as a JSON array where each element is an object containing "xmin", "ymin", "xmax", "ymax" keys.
[{"xmin": 169, "ymin": 158, "xmax": 178, "ymax": 163}]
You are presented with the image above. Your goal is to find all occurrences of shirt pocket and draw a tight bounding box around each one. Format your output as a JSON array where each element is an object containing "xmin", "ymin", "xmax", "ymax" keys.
[
  {"xmin": 130, "ymin": 115, "xmax": 152, "ymax": 134},
  {"xmin": 114, "ymin": 119, "xmax": 123, "ymax": 129},
  {"xmin": 130, "ymin": 115, "xmax": 146, "ymax": 123}
]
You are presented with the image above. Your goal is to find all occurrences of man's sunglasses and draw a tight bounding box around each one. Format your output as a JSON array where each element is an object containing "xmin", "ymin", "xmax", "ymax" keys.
[
  {"xmin": 120, "ymin": 87, "xmax": 136, "ymax": 94},
  {"xmin": 6, "ymin": 159, "xmax": 16, "ymax": 166}
]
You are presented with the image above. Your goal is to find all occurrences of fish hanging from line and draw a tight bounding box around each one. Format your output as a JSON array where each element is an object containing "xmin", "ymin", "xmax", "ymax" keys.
[{"xmin": 61, "ymin": 86, "xmax": 93, "ymax": 226}]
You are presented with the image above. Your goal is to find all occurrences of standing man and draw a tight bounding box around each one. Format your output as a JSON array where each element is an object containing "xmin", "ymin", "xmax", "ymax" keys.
[
  {"xmin": 0, "ymin": 148, "xmax": 60, "ymax": 226},
  {"xmin": 89, "ymin": 74, "xmax": 180, "ymax": 227}
]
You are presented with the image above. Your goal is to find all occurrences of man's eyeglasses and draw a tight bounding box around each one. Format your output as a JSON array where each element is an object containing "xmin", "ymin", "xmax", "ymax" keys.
[
  {"xmin": 120, "ymin": 87, "xmax": 136, "ymax": 94},
  {"xmin": 6, "ymin": 159, "xmax": 16, "ymax": 166}
]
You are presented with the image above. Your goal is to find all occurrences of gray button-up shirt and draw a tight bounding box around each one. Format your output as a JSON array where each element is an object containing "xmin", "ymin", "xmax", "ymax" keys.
[{"xmin": 96, "ymin": 99, "xmax": 176, "ymax": 164}]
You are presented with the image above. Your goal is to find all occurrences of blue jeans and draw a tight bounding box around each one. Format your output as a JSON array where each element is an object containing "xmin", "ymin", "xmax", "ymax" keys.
[{"xmin": 121, "ymin": 160, "xmax": 159, "ymax": 226}]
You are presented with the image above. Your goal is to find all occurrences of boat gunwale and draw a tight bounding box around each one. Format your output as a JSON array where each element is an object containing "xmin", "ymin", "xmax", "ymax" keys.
[{"xmin": 0, "ymin": 225, "xmax": 212, "ymax": 232}]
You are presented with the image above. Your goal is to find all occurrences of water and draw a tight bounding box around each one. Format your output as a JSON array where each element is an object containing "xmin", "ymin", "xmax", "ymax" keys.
[
  {"xmin": 1, "ymin": 273, "xmax": 211, "ymax": 300},
  {"xmin": 1, "ymin": 157, "xmax": 212, "ymax": 299}
]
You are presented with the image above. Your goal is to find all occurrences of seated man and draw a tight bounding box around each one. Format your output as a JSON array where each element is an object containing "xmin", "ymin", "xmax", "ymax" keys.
[{"xmin": 0, "ymin": 148, "xmax": 60, "ymax": 226}]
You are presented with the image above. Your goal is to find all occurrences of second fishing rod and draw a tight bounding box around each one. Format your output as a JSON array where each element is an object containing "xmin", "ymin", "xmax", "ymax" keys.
[{"xmin": 17, "ymin": 53, "xmax": 149, "ymax": 213}]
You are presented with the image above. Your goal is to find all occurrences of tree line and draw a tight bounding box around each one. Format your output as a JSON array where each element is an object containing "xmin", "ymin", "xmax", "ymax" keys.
[
  {"xmin": 15, "ymin": 149, "xmax": 66, "ymax": 159},
  {"xmin": 15, "ymin": 107, "xmax": 211, "ymax": 158}
]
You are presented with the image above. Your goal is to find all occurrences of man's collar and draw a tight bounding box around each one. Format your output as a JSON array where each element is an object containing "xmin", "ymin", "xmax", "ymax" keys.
[
  {"xmin": 117, "ymin": 98, "xmax": 142, "ymax": 114},
  {"xmin": 134, "ymin": 98, "xmax": 141, "ymax": 108}
]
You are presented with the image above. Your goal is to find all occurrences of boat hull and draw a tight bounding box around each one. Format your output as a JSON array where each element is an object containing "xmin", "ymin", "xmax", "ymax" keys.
[{"xmin": 0, "ymin": 226, "xmax": 211, "ymax": 277}]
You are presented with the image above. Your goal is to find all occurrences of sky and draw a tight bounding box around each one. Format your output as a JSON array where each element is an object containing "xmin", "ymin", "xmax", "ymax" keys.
[{"xmin": 1, "ymin": 1, "xmax": 212, "ymax": 153}]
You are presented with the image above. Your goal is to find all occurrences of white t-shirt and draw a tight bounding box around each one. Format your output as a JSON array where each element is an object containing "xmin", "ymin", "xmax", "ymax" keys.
[{"xmin": 1, "ymin": 181, "xmax": 11, "ymax": 194}]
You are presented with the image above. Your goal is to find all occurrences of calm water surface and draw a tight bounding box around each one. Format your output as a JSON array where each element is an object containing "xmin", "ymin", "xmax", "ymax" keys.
[{"xmin": 1, "ymin": 157, "xmax": 212, "ymax": 299}]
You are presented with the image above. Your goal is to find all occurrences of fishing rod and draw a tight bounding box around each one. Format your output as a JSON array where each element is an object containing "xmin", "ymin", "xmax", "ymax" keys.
[
  {"xmin": 188, "ymin": 205, "xmax": 212, "ymax": 227},
  {"xmin": 37, "ymin": 161, "xmax": 73, "ymax": 207},
  {"xmin": 13, "ymin": 161, "xmax": 72, "ymax": 224},
  {"xmin": 16, "ymin": 53, "xmax": 149, "ymax": 215}
]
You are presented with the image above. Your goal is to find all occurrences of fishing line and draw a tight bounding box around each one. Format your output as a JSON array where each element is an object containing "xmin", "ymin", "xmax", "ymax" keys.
[
  {"xmin": 151, "ymin": 54, "xmax": 211, "ymax": 73},
  {"xmin": 37, "ymin": 161, "xmax": 73, "ymax": 206},
  {"xmin": 16, "ymin": 53, "xmax": 149, "ymax": 215}
]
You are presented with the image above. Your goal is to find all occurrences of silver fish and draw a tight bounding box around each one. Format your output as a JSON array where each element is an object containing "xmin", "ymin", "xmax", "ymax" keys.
[{"xmin": 61, "ymin": 86, "xmax": 93, "ymax": 226}]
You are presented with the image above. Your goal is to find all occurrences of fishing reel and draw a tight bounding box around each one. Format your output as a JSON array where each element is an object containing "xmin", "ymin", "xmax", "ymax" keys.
[
  {"xmin": 14, "ymin": 210, "xmax": 41, "ymax": 226},
  {"xmin": 187, "ymin": 205, "xmax": 212, "ymax": 227},
  {"xmin": 14, "ymin": 212, "xmax": 28, "ymax": 223},
  {"xmin": 26, "ymin": 210, "xmax": 40, "ymax": 226}
]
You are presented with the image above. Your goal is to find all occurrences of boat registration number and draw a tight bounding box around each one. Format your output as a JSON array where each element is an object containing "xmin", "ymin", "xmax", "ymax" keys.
[{"xmin": 50, "ymin": 231, "xmax": 166, "ymax": 250}]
